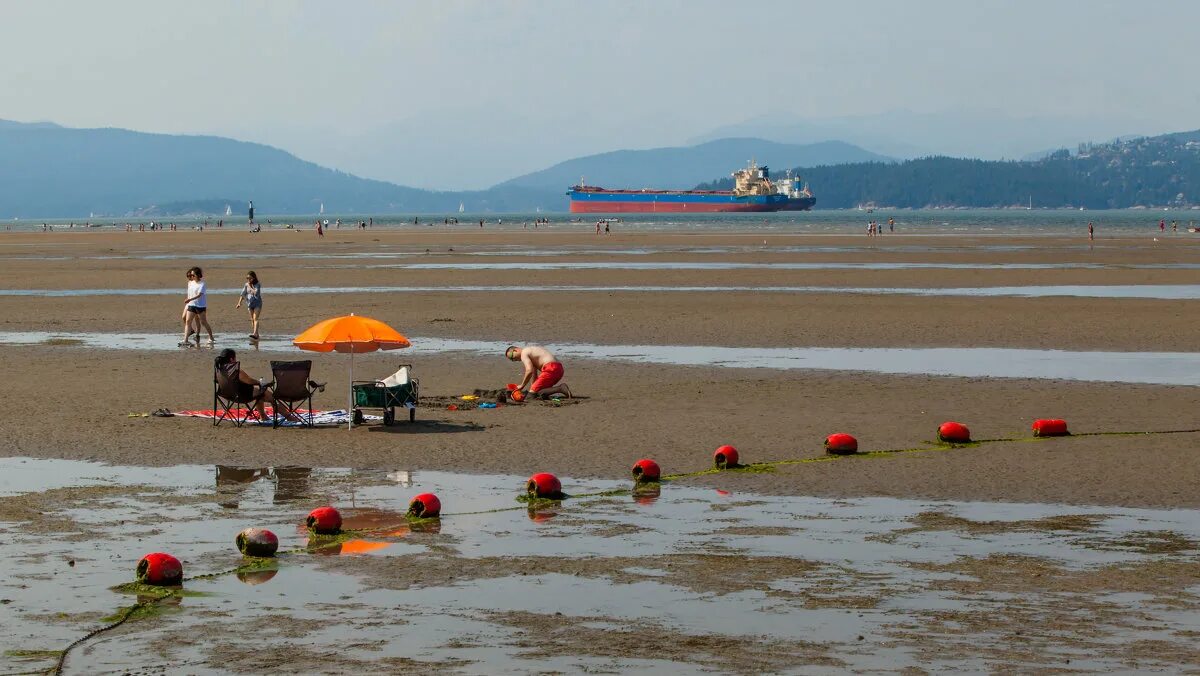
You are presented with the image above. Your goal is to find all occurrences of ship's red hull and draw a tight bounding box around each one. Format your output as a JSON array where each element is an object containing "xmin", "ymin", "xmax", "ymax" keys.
[{"xmin": 569, "ymin": 201, "xmax": 779, "ymax": 214}]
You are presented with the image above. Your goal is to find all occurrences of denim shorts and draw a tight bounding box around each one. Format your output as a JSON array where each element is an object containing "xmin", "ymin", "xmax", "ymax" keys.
[{"xmin": 247, "ymin": 297, "xmax": 262, "ymax": 311}]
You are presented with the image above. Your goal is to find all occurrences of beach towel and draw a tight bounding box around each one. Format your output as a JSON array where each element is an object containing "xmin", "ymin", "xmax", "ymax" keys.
[{"xmin": 170, "ymin": 407, "xmax": 381, "ymax": 427}]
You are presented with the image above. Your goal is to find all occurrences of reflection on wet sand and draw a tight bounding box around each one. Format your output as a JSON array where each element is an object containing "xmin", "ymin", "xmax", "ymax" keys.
[
  {"xmin": 214, "ymin": 465, "xmax": 313, "ymax": 507},
  {"xmin": 236, "ymin": 569, "xmax": 279, "ymax": 586},
  {"xmin": 632, "ymin": 484, "xmax": 662, "ymax": 505}
]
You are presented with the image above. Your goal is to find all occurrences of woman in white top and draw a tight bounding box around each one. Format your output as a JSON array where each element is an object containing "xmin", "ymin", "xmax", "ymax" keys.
[{"xmin": 180, "ymin": 266, "xmax": 215, "ymax": 346}]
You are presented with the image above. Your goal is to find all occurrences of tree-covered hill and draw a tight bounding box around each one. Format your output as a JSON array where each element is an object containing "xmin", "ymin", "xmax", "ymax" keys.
[{"xmin": 697, "ymin": 131, "xmax": 1200, "ymax": 209}]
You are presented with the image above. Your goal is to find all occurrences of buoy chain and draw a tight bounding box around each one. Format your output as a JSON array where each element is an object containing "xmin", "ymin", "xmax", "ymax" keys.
[
  {"xmin": 49, "ymin": 425, "xmax": 1200, "ymax": 673},
  {"xmin": 53, "ymin": 598, "xmax": 165, "ymax": 675}
]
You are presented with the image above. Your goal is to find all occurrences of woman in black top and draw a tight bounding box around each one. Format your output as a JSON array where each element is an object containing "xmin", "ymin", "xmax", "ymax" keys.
[{"xmin": 215, "ymin": 349, "xmax": 275, "ymax": 420}]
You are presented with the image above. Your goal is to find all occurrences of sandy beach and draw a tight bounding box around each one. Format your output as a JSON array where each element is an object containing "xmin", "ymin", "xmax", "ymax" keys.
[
  {"xmin": 4, "ymin": 227, "xmax": 1200, "ymax": 673},
  {"xmin": 2, "ymin": 228, "xmax": 1198, "ymax": 507}
]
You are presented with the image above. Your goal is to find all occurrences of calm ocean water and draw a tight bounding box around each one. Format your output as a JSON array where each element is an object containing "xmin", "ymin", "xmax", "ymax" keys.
[{"xmin": 7, "ymin": 208, "xmax": 1200, "ymax": 235}]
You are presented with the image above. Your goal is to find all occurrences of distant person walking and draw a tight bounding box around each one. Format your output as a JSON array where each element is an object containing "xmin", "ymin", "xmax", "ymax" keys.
[
  {"xmin": 1160, "ymin": 218, "xmax": 1166, "ymax": 232},
  {"xmin": 180, "ymin": 266, "xmax": 215, "ymax": 347},
  {"xmin": 316, "ymin": 220, "xmax": 324, "ymax": 237},
  {"xmin": 235, "ymin": 271, "xmax": 263, "ymax": 340},
  {"xmin": 1088, "ymin": 222, "xmax": 1094, "ymax": 241},
  {"xmin": 888, "ymin": 217, "xmax": 895, "ymax": 233}
]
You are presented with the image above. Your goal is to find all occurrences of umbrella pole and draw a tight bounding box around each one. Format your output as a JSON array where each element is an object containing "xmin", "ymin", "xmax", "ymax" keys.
[{"xmin": 348, "ymin": 350, "xmax": 354, "ymax": 430}]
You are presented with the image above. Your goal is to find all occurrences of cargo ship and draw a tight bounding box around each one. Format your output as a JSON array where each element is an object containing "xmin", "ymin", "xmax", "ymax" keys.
[
  {"xmin": 774, "ymin": 170, "xmax": 817, "ymax": 211},
  {"xmin": 567, "ymin": 161, "xmax": 815, "ymax": 213}
]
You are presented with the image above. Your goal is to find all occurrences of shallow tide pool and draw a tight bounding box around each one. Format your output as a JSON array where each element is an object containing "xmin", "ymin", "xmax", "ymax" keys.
[
  {"xmin": 2, "ymin": 332, "xmax": 1198, "ymax": 385},
  {"xmin": 2, "ymin": 457, "xmax": 1198, "ymax": 673}
]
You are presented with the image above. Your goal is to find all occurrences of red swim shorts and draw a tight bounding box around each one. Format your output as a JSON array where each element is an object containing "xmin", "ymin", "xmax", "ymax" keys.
[{"xmin": 530, "ymin": 362, "xmax": 564, "ymax": 392}]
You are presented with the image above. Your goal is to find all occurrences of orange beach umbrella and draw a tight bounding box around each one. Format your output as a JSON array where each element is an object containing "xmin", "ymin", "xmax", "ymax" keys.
[{"xmin": 293, "ymin": 313, "xmax": 410, "ymax": 428}]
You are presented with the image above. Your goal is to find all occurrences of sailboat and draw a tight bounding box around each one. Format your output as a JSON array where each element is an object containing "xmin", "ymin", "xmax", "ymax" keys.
[
  {"xmin": 319, "ymin": 203, "xmax": 325, "ymax": 215},
  {"xmin": 224, "ymin": 204, "xmax": 233, "ymax": 217},
  {"xmin": 458, "ymin": 202, "xmax": 465, "ymax": 213}
]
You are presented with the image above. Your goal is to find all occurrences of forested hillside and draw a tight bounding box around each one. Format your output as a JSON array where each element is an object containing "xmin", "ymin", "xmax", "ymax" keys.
[{"xmin": 697, "ymin": 131, "xmax": 1200, "ymax": 209}]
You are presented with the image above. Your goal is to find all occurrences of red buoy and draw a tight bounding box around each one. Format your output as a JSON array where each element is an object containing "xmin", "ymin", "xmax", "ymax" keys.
[
  {"xmin": 235, "ymin": 528, "xmax": 279, "ymax": 557},
  {"xmin": 408, "ymin": 493, "xmax": 442, "ymax": 518},
  {"xmin": 1032, "ymin": 419, "xmax": 1070, "ymax": 437},
  {"xmin": 713, "ymin": 445, "xmax": 739, "ymax": 469},
  {"xmin": 825, "ymin": 433, "xmax": 858, "ymax": 455},
  {"xmin": 306, "ymin": 506, "xmax": 343, "ymax": 535},
  {"xmin": 632, "ymin": 458, "xmax": 661, "ymax": 482},
  {"xmin": 527, "ymin": 472, "xmax": 562, "ymax": 499},
  {"xmin": 136, "ymin": 552, "xmax": 183, "ymax": 586},
  {"xmin": 937, "ymin": 421, "xmax": 971, "ymax": 443}
]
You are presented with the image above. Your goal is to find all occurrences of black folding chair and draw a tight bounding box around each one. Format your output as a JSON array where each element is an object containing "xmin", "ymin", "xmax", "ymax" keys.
[
  {"xmin": 213, "ymin": 361, "xmax": 268, "ymax": 427},
  {"xmin": 270, "ymin": 360, "xmax": 325, "ymax": 428}
]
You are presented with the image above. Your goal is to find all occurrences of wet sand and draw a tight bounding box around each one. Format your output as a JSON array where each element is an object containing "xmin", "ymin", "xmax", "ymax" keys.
[
  {"xmin": 1, "ymin": 229, "xmax": 1198, "ymax": 507},
  {"xmin": 4, "ymin": 228, "xmax": 1200, "ymax": 673}
]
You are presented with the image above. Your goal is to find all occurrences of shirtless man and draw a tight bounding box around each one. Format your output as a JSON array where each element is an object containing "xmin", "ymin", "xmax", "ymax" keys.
[{"xmin": 506, "ymin": 345, "xmax": 572, "ymax": 399}]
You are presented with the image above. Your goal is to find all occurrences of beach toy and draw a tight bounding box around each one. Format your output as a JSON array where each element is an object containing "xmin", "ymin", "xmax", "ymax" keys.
[
  {"xmin": 824, "ymin": 433, "xmax": 858, "ymax": 455},
  {"xmin": 1032, "ymin": 419, "xmax": 1070, "ymax": 437},
  {"xmin": 479, "ymin": 402, "xmax": 497, "ymax": 409},
  {"xmin": 632, "ymin": 458, "xmax": 661, "ymax": 483},
  {"xmin": 506, "ymin": 383, "xmax": 519, "ymax": 391},
  {"xmin": 937, "ymin": 421, "xmax": 971, "ymax": 443},
  {"xmin": 713, "ymin": 445, "xmax": 739, "ymax": 469},
  {"xmin": 461, "ymin": 395, "xmax": 479, "ymax": 401},
  {"xmin": 527, "ymin": 472, "xmax": 563, "ymax": 499},
  {"xmin": 447, "ymin": 404, "xmax": 459, "ymax": 411},
  {"xmin": 136, "ymin": 553, "xmax": 183, "ymax": 586},
  {"xmin": 306, "ymin": 506, "xmax": 343, "ymax": 535},
  {"xmin": 510, "ymin": 390, "xmax": 525, "ymax": 403},
  {"xmin": 235, "ymin": 528, "xmax": 279, "ymax": 557},
  {"xmin": 407, "ymin": 493, "xmax": 442, "ymax": 518}
]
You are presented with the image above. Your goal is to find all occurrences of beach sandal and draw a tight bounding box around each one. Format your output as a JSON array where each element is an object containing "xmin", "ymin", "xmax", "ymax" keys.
[
  {"xmin": 249, "ymin": 334, "xmax": 259, "ymax": 340},
  {"xmin": 151, "ymin": 408, "xmax": 173, "ymax": 417}
]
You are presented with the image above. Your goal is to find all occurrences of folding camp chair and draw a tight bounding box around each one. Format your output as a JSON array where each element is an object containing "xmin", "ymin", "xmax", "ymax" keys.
[
  {"xmin": 270, "ymin": 360, "xmax": 325, "ymax": 428},
  {"xmin": 213, "ymin": 360, "xmax": 268, "ymax": 427}
]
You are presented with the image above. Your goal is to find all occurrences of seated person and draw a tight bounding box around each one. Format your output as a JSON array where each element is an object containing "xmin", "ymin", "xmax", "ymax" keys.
[
  {"xmin": 215, "ymin": 348, "xmax": 275, "ymax": 419},
  {"xmin": 506, "ymin": 344, "xmax": 572, "ymax": 400}
]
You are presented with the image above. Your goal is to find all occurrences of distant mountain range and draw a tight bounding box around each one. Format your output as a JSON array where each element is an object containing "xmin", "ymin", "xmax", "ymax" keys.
[
  {"xmin": 691, "ymin": 110, "xmax": 1164, "ymax": 162},
  {"xmin": 3, "ymin": 119, "xmax": 1197, "ymax": 216},
  {"xmin": 0, "ymin": 121, "xmax": 888, "ymax": 217},
  {"xmin": 696, "ymin": 130, "xmax": 1200, "ymax": 209},
  {"xmin": 496, "ymin": 138, "xmax": 891, "ymax": 191},
  {"xmin": 0, "ymin": 120, "xmax": 449, "ymax": 218}
]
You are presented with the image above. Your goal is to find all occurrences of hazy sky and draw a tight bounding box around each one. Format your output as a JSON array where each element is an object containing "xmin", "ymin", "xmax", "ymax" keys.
[{"xmin": 3, "ymin": 1, "xmax": 1198, "ymax": 189}]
